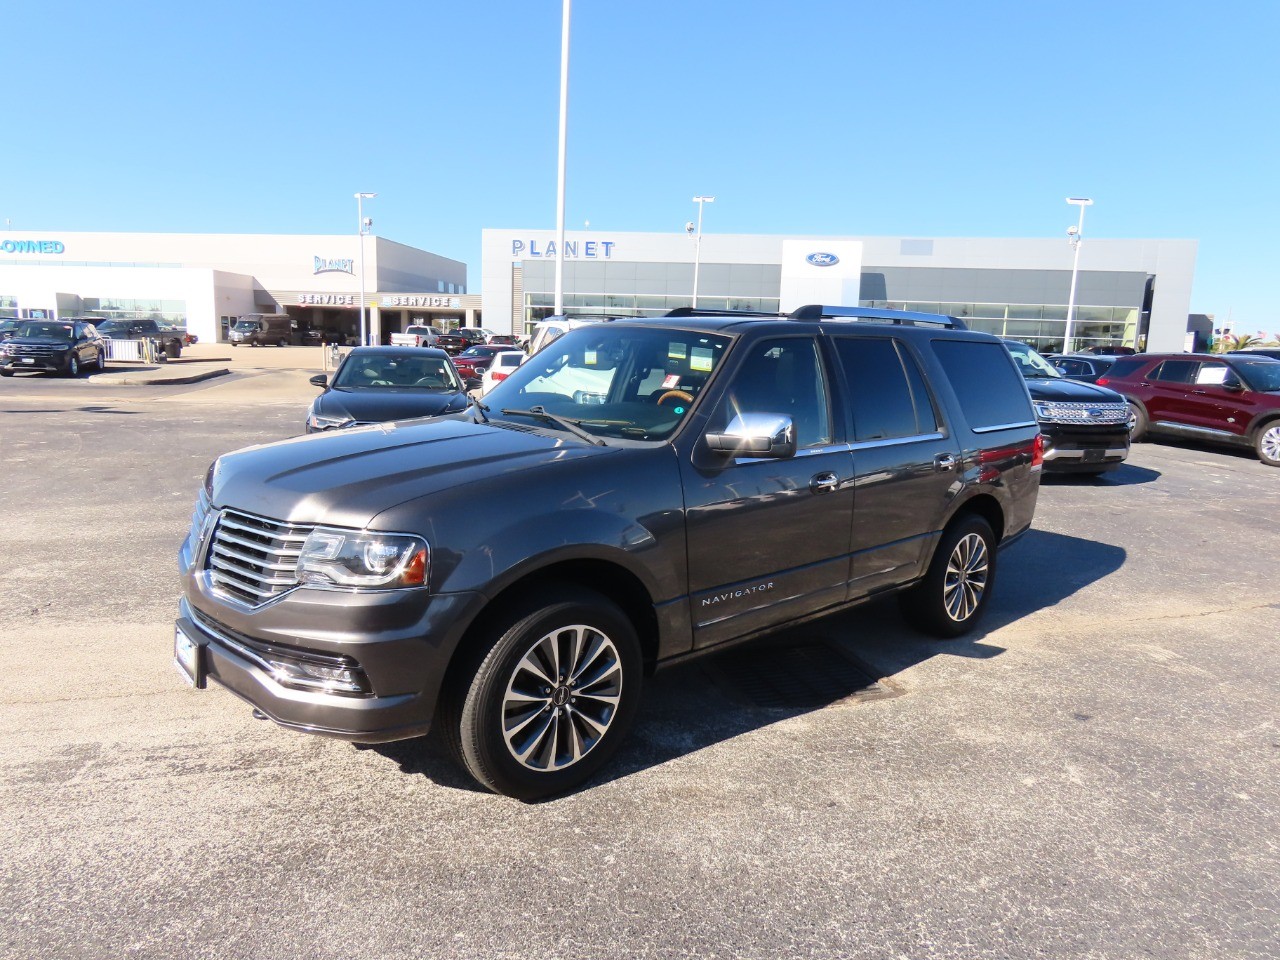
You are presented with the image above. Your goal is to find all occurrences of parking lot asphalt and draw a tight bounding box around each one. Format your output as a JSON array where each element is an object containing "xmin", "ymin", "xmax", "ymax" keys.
[{"xmin": 1, "ymin": 377, "xmax": 1277, "ymax": 960}]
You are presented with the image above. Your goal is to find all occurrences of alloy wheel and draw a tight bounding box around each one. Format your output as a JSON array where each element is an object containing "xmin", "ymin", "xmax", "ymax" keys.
[
  {"xmin": 943, "ymin": 532, "xmax": 989, "ymax": 622},
  {"xmin": 1261, "ymin": 425, "xmax": 1280, "ymax": 463},
  {"xmin": 501, "ymin": 623, "xmax": 622, "ymax": 772}
]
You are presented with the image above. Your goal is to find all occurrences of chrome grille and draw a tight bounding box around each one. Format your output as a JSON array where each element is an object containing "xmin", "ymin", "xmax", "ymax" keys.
[
  {"xmin": 1034, "ymin": 401, "xmax": 1129, "ymax": 425},
  {"xmin": 7, "ymin": 344, "xmax": 61, "ymax": 357},
  {"xmin": 207, "ymin": 509, "xmax": 313, "ymax": 606}
]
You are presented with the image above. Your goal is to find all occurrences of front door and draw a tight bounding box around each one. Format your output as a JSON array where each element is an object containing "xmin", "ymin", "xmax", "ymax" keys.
[
  {"xmin": 681, "ymin": 336, "xmax": 854, "ymax": 648},
  {"xmin": 1180, "ymin": 359, "xmax": 1255, "ymax": 441}
]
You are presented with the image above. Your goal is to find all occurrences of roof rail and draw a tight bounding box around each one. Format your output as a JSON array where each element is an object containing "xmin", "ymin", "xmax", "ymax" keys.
[
  {"xmin": 788, "ymin": 304, "xmax": 967, "ymax": 329},
  {"xmin": 664, "ymin": 307, "xmax": 781, "ymax": 318}
]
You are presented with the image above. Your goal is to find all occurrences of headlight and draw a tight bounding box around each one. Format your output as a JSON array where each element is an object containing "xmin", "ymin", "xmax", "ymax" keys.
[
  {"xmin": 307, "ymin": 410, "xmax": 353, "ymax": 430},
  {"xmin": 203, "ymin": 458, "xmax": 220, "ymax": 498},
  {"xmin": 298, "ymin": 527, "xmax": 428, "ymax": 589}
]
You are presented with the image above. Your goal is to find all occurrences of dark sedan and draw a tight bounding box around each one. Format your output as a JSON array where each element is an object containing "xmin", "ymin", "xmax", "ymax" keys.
[
  {"xmin": 451, "ymin": 344, "xmax": 508, "ymax": 377},
  {"xmin": 305, "ymin": 346, "xmax": 476, "ymax": 433},
  {"xmin": 1046, "ymin": 354, "xmax": 1118, "ymax": 384}
]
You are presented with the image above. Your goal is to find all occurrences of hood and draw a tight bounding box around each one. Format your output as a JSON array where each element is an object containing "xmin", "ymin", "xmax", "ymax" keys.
[
  {"xmin": 211, "ymin": 416, "xmax": 616, "ymax": 528},
  {"xmin": 314, "ymin": 387, "xmax": 469, "ymax": 424},
  {"xmin": 1022, "ymin": 377, "xmax": 1124, "ymax": 402}
]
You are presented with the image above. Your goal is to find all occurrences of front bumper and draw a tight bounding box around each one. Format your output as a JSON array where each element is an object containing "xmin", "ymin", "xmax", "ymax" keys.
[
  {"xmin": 1039, "ymin": 424, "xmax": 1131, "ymax": 472},
  {"xmin": 178, "ymin": 527, "xmax": 486, "ymax": 743},
  {"xmin": 1, "ymin": 353, "xmax": 71, "ymax": 373}
]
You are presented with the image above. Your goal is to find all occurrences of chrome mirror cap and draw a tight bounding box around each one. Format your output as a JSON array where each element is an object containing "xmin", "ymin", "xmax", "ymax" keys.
[{"xmin": 705, "ymin": 413, "xmax": 796, "ymax": 459}]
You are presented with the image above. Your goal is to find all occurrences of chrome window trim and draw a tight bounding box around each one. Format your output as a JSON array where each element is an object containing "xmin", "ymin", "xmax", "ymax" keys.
[
  {"xmin": 972, "ymin": 420, "xmax": 1038, "ymax": 434},
  {"xmin": 849, "ymin": 432, "xmax": 946, "ymax": 451}
]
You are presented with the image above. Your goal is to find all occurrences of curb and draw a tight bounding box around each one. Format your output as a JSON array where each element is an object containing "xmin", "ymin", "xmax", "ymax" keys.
[{"xmin": 90, "ymin": 367, "xmax": 231, "ymax": 386}]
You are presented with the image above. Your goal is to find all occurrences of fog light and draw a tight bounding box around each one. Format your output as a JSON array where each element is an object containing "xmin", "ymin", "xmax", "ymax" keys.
[{"xmin": 264, "ymin": 657, "xmax": 370, "ymax": 696}]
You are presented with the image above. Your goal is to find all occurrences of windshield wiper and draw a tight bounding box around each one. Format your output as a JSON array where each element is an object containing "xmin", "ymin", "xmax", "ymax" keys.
[
  {"xmin": 469, "ymin": 395, "xmax": 490, "ymax": 422},
  {"xmin": 499, "ymin": 406, "xmax": 607, "ymax": 446}
]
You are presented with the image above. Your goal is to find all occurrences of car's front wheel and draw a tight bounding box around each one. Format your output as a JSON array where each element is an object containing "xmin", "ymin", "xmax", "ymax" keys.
[
  {"xmin": 66, "ymin": 355, "xmax": 80, "ymax": 378},
  {"xmin": 1255, "ymin": 421, "xmax": 1280, "ymax": 467},
  {"xmin": 900, "ymin": 514, "xmax": 997, "ymax": 639},
  {"xmin": 443, "ymin": 588, "xmax": 643, "ymax": 800}
]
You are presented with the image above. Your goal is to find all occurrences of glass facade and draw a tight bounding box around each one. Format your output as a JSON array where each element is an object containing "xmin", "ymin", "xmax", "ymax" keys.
[
  {"xmin": 80, "ymin": 297, "xmax": 188, "ymax": 333},
  {"xmin": 518, "ymin": 256, "xmax": 1144, "ymax": 351},
  {"xmin": 519, "ymin": 260, "xmax": 781, "ymax": 332},
  {"xmin": 862, "ymin": 300, "xmax": 1142, "ymax": 353},
  {"xmin": 0, "ymin": 295, "xmax": 17, "ymax": 319}
]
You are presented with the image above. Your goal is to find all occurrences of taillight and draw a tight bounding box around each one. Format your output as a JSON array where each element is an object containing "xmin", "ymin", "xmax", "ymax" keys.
[
  {"xmin": 492, "ymin": 371, "xmax": 508, "ymax": 382},
  {"xmin": 1032, "ymin": 434, "xmax": 1045, "ymax": 467},
  {"xmin": 1096, "ymin": 377, "xmax": 1110, "ymax": 385}
]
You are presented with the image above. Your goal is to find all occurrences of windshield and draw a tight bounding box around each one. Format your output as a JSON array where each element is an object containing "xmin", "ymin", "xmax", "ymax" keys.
[
  {"xmin": 233, "ymin": 319, "xmax": 260, "ymax": 330},
  {"xmin": 332, "ymin": 352, "xmax": 461, "ymax": 391},
  {"xmin": 17, "ymin": 321, "xmax": 74, "ymax": 340},
  {"xmin": 1236, "ymin": 359, "xmax": 1280, "ymax": 392},
  {"xmin": 483, "ymin": 324, "xmax": 732, "ymax": 441},
  {"xmin": 1005, "ymin": 340, "xmax": 1062, "ymax": 379}
]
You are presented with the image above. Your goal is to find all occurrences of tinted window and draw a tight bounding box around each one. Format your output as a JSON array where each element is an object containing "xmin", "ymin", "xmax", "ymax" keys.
[
  {"xmin": 1103, "ymin": 357, "xmax": 1147, "ymax": 380},
  {"xmin": 931, "ymin": 340, "xmax": 1034, "ymax": 432},
  {"xmin": 1153, "ymin": 360, "xmax": 1198, "ymax": 384},
  {"xmin": 835, "ymin": 337, "xmax": 937, "ymax": 441},
  {"xmin": 1054, "ymin": 358, "xmax": 1091, "ymax": 376},
  {"xmin": 712, "ymin": 337, "xmax": 831, "ymax": 448}
]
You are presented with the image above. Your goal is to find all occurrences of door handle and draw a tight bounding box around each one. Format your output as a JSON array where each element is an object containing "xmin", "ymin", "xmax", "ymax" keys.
[
  {"xmin": 1191, "ymin": 389, "xmax": 1208, "ymax": 395},
  {"xmin": 809, "ymin": 471, "xmax": 839, "ymax": 494},
  {"xmin": 935, "ymin": 453, "xmax": 958, "ymax": 472}
]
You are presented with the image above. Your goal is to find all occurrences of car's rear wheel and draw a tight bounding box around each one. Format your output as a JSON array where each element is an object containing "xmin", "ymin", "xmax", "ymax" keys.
[
  {"xmin": 277, "ymin": 338, "xmax": 288, "ymax": 347},
  {"xmin": 1127, "ymin": 402, "xmax": 1148, "ymax": 442},
  {"xmin": 443, "ymin": 588, "xmax": 643, "ymax": 800},
  {"xmin": 1255, "ymin": 421, "xmax": 1280, "ymax": 467},
  {"xmin": 900, "ymin": 514, "xmax": 997, "ymax": 639}
]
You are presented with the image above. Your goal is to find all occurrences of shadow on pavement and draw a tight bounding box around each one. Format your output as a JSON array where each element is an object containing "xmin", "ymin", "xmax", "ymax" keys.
[
  {"xmin": 1042, "ymin": 462, "xmax": 1161, "ymax": 486},
  {"xmin": 365, "ymin": 528, "xmax": 1126, "ymax": 798}
]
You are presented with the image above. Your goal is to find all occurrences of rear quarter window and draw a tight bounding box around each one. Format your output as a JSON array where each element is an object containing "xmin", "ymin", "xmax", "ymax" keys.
[
  {"xmin": 1099, "ymin": 357, "xmax": 1146, "ymax": 381},
  {"xmin": 931, "ymin": 340, "xmax": 1034, "ymax": 432}
]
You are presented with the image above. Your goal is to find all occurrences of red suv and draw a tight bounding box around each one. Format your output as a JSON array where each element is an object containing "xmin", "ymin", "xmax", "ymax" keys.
[{"xmin": 1098, "ymin": 353, "xmax": 1280, "ymax": 466}]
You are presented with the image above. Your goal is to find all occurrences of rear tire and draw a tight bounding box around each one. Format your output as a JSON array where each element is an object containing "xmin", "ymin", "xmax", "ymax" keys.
[
  {"xmin": 1127, "ymin": 402, "xmax": 1148, "ymax": 442},
  {"xmin": 900, "ymin": 514, "xmax": 997, "ymax": 639},
  {"xmin": 441, "ymin": 587, "xmax": 643, "ymax": 801},
  {"xmin": 1255, "ymin": 421, "xmax": 1280, "ymax": 467}
]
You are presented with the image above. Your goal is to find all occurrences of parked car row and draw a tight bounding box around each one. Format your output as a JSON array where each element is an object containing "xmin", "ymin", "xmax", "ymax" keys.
[{"xmin": 1044, "ymin": 348, "xmax": 1280, "ymax": 467}]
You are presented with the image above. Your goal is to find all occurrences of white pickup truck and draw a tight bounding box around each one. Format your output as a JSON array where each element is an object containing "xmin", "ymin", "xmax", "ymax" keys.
[{"xmin": 389, "ymin": 324, "xmax": 442, "ymax": 348}]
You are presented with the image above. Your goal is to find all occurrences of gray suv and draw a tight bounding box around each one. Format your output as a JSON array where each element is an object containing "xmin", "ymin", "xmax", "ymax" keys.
[{"xmin": 176, "ymin": 306, "xmax": 1042, "ymax": 799}]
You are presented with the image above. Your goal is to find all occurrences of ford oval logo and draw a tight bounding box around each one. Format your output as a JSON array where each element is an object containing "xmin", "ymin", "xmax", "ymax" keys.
[{"xmin": 806, "ymin": 252, "xmax": 839, "ymax": 267}]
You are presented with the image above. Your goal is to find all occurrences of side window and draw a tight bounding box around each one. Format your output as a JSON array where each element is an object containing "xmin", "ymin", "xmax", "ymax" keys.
[
  {"xmin": 1194, "ymin": 362, "xmax": 1229, "ymax": 386},
  {"xmin": 835, "ymin": 337, "xmax": 938, "ymax": 442},
  {"xmin": 1152, "ymin": 360, "xmax": 1199, "ymax": 384},
  {"xmin": 1057, "ymin": 359, "xmax": 1088, "ymax": 376},
  {"xmin": 713, "ymin": 338, "xmax": 831, "ymax": 448},
  {"xmin": 931, "ymin": 340, "xmax": 1035, "ymax": 432},
  {"xmin": 1104, "ymin": 357, "xmax": 1147, "ymax": 381}
]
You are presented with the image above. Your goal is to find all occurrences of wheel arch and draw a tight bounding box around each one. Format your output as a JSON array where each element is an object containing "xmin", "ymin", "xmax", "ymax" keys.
[{"xmin": 946, "ymin": 491, "xmax": 1006, "ymax": 545}]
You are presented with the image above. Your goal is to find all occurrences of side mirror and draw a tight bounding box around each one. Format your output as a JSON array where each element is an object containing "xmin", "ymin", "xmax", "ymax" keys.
[
  {"xmin": 464, "ymin": 377, "xmax": 483, "ymax": 391},
  {"xmin": 1223, "ymin": 378, "xmax": 1244, "ymax": 392},
  {"xmin": 706, "ymin": 413, "xmax": 796, "ymax": 459},
  {"xmin": 309, "ymin": 374, "xmax": 328, "ymax": 388}
]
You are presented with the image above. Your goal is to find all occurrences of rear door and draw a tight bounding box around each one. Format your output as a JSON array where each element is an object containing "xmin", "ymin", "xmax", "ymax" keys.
[
  {"xmin": 832, "ymin": 335, "xmax": 961, "ymax": 597},
  {"xmin": 1145, "ymin": 359, "xmax": 1200, "ymax": 425}
]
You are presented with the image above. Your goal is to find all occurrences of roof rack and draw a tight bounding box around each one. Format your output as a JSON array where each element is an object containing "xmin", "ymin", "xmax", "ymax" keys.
[
  {"xmin": 788, "ymin": 305, "xmax": 966, "ymax": 329},
  {"xmin": 664, "ymin": 307, "xmax": 781, "ymax": 318}
]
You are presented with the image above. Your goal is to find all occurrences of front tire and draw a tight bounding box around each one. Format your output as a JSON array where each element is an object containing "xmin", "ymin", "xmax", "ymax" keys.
[
  {"xmin": 900, "ymin": 514, "xmax": 997, "ymax": 639},
  {"xmin": 444, "ymin": 588, "xmax": 643, "ymax": 800},
  {"xmin": 66, "ymin": 355, "xmax": 80, "ymax": 378},
  {"xmin": 1255, "ymin": 421, "xmax": 1280, "ymax": 467}
]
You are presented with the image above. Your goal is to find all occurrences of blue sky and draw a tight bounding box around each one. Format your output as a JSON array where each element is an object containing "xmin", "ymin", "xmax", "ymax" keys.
[{"xmin": 4, "ymin": 1, "xmax": 1276, "ymax": 328}]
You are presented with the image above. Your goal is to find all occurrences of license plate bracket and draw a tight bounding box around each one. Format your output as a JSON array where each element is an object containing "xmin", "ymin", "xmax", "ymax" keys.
[
  {"xmin": 174, "ymin": 624, "xmax": 207, "ymax": 689},
  {"xmin": 1082, "ymin": 448, "xmax": 1104, "ymax": 463}
]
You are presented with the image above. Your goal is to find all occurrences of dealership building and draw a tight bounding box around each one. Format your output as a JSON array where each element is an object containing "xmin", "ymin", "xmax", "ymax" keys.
[
  {"xmin": 481, "ymin": 229, "xmax": 1198, "ymax": 353},
  {"xmin": 0, "ymin": 232, "xmax": 473, "ymax": 345}
]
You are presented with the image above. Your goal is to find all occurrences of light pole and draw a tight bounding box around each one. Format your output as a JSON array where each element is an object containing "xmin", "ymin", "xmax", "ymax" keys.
[
  {"xmin": 688, "ymin": 195, "xmax": 715, "ymax": 308},
  {"xmin": 553, "ymin": 0, "xmax": 571, "ymax": 316},
  {"xmin": 1063, "ymin": 196, "xmax": 1093, "ymax": 353},
  {"xmin": 355, "ymin": 191, "xmax": 377, "ymax": 345}
]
